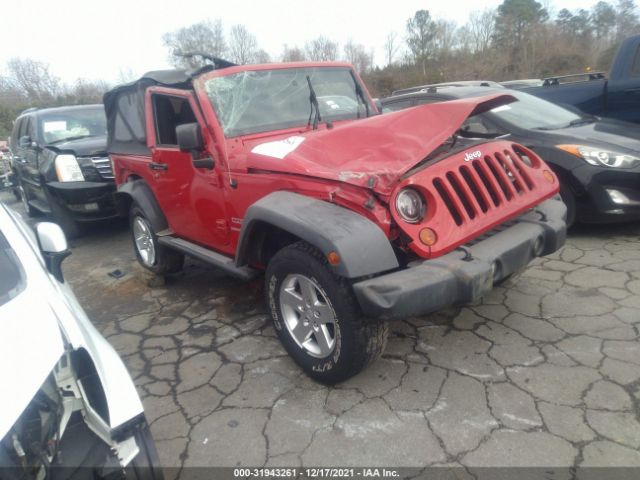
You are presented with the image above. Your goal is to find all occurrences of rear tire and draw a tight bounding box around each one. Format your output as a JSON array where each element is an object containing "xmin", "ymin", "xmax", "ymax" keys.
[
  {"xmin": 130, "ymin": 204, "xmax": 183, "ymax": 275},
  {"xmin": 265, "ymin": 241, "xmax": 388, "ymax": 384}
]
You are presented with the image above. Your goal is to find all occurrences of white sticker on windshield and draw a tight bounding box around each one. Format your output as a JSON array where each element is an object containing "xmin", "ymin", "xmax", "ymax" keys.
[
  {"xmin": 251, "ymin": 136, "xmax": 305, "ymax": 159},
  {"xmin": 490, "ymin": 105, "xmax": 511, "ymax": 113},
  {"xmin": 44, "ymin": 121, "xmax": 67, "ymax": 132}
]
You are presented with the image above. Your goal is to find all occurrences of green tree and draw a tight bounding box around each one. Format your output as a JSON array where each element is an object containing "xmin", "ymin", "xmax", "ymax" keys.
[
  {"xmin": 406, "ymin": 10, "xmax": 436, "ymax": 77},
  {"xmin": 615, "ymin": 0, "xmax": 640, "ymax": 40},
  {"xmin": 592, "ymin": 1, "xmax": 617, "ymax": 41},
  {"xmin": 494, "ymin": 0, "xmax": 548, "ymax": 47}
]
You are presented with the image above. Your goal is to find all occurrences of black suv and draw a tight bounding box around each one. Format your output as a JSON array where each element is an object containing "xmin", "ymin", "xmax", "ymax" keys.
[{"xmin": 10, "ymin": 105, "xmax": 119, "ymax": 237}]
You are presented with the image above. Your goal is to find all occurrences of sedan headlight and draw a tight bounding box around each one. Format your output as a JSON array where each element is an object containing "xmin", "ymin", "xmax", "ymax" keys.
[
  {"xmin": 55, "ymin": 154, "xmax": 84, "ymax": 182},
  {"xmin": 557, "ymin": 145, "xmax": 640, "ymax": 169},
  {"xmin": 395, "ymin": 188, "xmax": 425, "ymax": 223}
]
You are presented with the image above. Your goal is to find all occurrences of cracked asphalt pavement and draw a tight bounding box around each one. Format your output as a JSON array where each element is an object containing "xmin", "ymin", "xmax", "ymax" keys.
[{"xmin": 3, "ymin": 190, "xmax": 640, "ymax": 474}]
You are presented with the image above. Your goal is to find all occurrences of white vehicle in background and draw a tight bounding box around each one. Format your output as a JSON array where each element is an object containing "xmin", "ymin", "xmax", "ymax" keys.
[{"xmin": 0, "ymin": 202, "xmax": 163, "ymax": 479}]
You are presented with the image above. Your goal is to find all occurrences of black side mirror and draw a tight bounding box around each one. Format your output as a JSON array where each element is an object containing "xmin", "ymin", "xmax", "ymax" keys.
[
  {"xmin": 176, "ymin": 123, "xmax": 204, "ymax": 152},
  {"xmin": 18, "ymin": 136, "xmax": 33, "ymax": 149},
  {"xmin": 176, "ymin": 123, "xmax": 214, "ymax": 170}
]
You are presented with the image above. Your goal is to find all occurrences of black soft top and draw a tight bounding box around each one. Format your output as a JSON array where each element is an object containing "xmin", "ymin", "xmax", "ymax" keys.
[{"xmin": 103, "ymin": 69, "xmax": 194, "ymax": 156}]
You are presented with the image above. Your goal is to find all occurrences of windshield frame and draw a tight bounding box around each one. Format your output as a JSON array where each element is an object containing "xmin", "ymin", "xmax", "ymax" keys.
[{"xmin": 199, "ymin": 63, "xmax": 376, "ymax": 138}]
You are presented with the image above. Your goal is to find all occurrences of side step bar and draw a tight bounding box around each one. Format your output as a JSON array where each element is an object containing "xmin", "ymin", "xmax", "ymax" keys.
[
  {"xmin": 29, "ymin": 199, "xmax": 52, "ymax": 214},
  {"xmin": 158, "ymin": 236, "xmax": 259, "ymax": 280}
]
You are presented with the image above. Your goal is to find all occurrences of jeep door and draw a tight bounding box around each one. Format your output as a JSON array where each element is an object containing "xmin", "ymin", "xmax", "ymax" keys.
[{"xmin": 146, "ymin": 88, "xmax": 229, "ymax": 247}]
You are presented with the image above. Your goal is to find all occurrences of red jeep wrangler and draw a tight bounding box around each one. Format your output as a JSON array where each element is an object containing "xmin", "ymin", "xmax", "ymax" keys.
[{"xmin": 105, "ymin": 61, "xmax": 566, "ymax": 383}]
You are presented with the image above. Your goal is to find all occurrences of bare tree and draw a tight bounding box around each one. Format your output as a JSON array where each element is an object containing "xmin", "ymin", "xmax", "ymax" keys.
[
  {"xmin": 468, "ymin": 9, "xmax": 496, "ymax": 53},
  {"xmin": 65, "ymin": 79, "xmax": 110, "ymax": 104},
  {"xmin": 343, "ymin": 40, "xmax": 373, "ymax": 73},
  {"xmin": 281, "ymin": 44, "xmax": 306, "ymax": 62},
  {"xmin": 228, "ymin": 24, "xmax": 258, "ymax": 64},
  {"xmin": 305, "ymin": 36, "xmax": 339, "ymax": 61},
  {"xmin": 255, "ymin": 49, "xmax": 271, "ymax": 63},
  {"xmin": 384, "ymin": 32, "xmax": 400, "ymax": 66},
  {"xmin": 163, "ymin": 20, "xmax": 227, "ymax": 68},
  {"xmin": 6, "ymin": 58, "xmax": 60, "ymax": 104}
]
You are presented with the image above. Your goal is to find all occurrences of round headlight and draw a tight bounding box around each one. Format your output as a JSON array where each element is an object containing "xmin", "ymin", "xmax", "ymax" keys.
[{"xmin": 395, "ymin": 188, "xmax": 425, "ymax": 223}]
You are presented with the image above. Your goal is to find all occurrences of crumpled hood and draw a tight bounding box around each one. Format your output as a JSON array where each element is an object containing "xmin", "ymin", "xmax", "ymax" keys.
[{"xmin": 247, "ymin": 94, "xmax": 517, "ymax": 195}]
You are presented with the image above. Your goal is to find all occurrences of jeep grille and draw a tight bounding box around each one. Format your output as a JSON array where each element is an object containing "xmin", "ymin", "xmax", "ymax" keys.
[{"xmin": 433, "ymin": 147, "xmax": 537, "ymax": 226}]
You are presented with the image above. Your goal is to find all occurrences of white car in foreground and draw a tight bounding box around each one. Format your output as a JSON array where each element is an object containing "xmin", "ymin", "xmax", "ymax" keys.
[{"xmin": 0, "ymin": 202, "xmax": 162, "ymax": 479}]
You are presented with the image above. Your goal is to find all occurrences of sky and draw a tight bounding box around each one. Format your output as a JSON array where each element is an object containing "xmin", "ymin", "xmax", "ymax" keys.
[{"xmin": 2, "ymin": 0, "xmax": 603, "ymax": 85}]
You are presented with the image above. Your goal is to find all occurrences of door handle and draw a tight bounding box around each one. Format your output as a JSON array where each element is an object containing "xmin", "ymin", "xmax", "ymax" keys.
[
  {"xmin": 624, "ymin": 88, "xmax": 640, "ymax": 93},
  {"xmin": 149, "ymin": 162, "xmax": 168, "ymax": 171}
]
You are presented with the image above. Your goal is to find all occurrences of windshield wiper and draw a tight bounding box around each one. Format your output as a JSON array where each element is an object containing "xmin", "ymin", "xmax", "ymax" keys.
[
  {"xmin": 567, "ymin": 117, "xmax": 596, "ymax": 127},
  {"xmin": 48, "ymin": 134, "xmax": 96, "ymax": 145},
  {"xmin": 536, "ymin": 116, "xmax": 597, "ymax": 131},
  {"xmin": 350, "ymin": 71, "xmax": 370, "ymax": 118},
  {"xmin": 306, "ymin": 75, "xmax": 321, "ymax": 130}
]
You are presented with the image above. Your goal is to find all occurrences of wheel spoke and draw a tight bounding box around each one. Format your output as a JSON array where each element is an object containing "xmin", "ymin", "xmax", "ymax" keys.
[
  {"xmin": 299, "ymin": 277, "xmax": 319, "ymax": 306},
  {"xmin": 281, "ymin": 287, "xmax": 305, "ymax": 312},
  {"xmin": 314, "ymin": 325, "xmax": 334, "ymax": 356},
  {"xmin": 290, "ymin": 320, "xmax": 313, "ymax": 344}
]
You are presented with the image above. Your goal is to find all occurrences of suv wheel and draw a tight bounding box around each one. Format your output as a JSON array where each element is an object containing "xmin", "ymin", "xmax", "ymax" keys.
[
  {"xmin": 130, "ymin": 204, "xmax": 183, "ymax": 275},
  {"xmin": 265, "ymin": 241, "xmax": 388, "ymax": 384}
]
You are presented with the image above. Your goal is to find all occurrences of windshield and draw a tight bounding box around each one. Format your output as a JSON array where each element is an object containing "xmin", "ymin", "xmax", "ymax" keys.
[
  {"xmin": 39, "ymin": 107, "xmax": 107, "ymax": 144},
  {"xmin": 204, "ymin": 67, "xmax": 373, "ymax": 137},
  {"xmin": 486, "ymin": 91, "xmax": 582, "ymax": 130},
  {"xmin": 0, "ymin": 230, "xmax": 24, "ymax": 307}
]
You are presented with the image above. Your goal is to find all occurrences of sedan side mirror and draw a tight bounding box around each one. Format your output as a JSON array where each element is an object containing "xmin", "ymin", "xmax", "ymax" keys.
[
  {"xmin": 176, "ymin": 123, "xmax": 214, "ymax": 170},
  {"xmin": 36, "ymin": 222, "xmax": 71, "ymax": 283}
]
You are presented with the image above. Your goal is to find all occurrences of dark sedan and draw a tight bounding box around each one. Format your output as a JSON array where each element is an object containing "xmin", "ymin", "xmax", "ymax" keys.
[{"xmin": 382, "ymin": 87, "xmax": 640, "ymax": 226}]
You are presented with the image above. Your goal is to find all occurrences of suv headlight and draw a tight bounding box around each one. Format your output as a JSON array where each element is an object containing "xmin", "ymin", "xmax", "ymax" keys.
[
  {"xmin": 557, "ymin": 145, "xmax": 640, "ymax": 169},
  {"xmin": 55, "ymin": 154, "xmax": 84, "ymax": 182},
  {"xmin": 395, "ymin": 188, "xmax": 425, "ymax": 223}
]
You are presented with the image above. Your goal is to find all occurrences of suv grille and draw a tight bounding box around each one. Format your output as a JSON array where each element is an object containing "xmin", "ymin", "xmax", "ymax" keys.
[
  {"xmin": 433, "ymin": 147, "xmax": 536, "ymax": 226},
  {"xmin": 88, "ymin": 156, "xmax": 114, "ymax": 179}
]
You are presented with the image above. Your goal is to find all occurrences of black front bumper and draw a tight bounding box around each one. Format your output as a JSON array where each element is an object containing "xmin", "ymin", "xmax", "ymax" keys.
[
  {"xmin": 570, "ymin": 164, "xmax": 640, "ymax": 223},
  {"xmin": 353, "ymin": 198, "xmax": 567, "ymax": 319},
  {"xmin": 46, "ymin": 181, "xmax": 120, "ymax": 221}
]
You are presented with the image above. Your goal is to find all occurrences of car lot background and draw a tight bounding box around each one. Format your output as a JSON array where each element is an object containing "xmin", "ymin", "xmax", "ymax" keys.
[{"xmin": 3, "ymin": 188, "xmax": 640, "ymax": 473}]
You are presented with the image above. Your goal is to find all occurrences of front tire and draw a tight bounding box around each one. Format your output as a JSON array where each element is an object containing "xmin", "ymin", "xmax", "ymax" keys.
[
  {"xmin": 265, "ymin": 241, "xmax": 388, "ymax": 384},
  {"xmin": 559, "ymin": 182, "xmax": 576, "ymax": 228},
  {"xmin": 130, "ymin": 204, "xmax": 183, "ymax": 275}
]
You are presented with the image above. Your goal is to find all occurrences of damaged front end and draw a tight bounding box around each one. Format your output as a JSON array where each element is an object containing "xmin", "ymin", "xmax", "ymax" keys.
[
  {"xmin": 0, "ymin": 204, "xmax": 162, "ymax": 480},
  {"xmin": 1, "ymin": 350, "xmax": 152, "ymax": 480}
]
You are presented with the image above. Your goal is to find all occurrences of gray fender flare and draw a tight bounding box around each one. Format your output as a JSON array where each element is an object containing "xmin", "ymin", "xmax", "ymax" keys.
[
  {"xmin": 235, "ymin": 191, "xmax": 399, "ymax": 278},
  {"xmin": 116, "ymin": 180, "xmax": 168, "ymax": 232}
]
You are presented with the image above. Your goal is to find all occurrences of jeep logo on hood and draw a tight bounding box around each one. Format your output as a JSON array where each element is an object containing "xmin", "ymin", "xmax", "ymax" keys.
[{"xmin": 464, "ymin": 150, "xmax": 482, "ymax": 162}]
